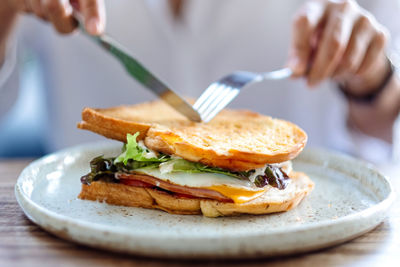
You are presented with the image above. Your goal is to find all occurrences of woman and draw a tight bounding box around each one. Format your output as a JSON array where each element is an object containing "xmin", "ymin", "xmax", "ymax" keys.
[{"xmin": 0, "ymin": 0, "xmax": 399, "ymax": 162}]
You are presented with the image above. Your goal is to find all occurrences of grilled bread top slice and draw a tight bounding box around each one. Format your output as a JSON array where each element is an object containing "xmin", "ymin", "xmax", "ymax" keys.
[{"xmin": 78, "ymin": 100, "xmax": 307, "ymax": 171}]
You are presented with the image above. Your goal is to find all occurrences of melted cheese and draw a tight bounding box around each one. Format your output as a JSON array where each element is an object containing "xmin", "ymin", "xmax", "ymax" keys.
[
  {"xmin": 135, "ymin": 168, "xmax": 264, "ymax": 204},
  {"xmin": 207, "ymin": 185, "xmax": 266, "ymax": 204}
]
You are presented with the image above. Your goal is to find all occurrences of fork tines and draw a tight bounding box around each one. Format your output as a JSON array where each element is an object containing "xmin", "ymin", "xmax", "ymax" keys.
[{"xmin": 193, "ymin": 71, "xmax": 258, "ymax": 123}]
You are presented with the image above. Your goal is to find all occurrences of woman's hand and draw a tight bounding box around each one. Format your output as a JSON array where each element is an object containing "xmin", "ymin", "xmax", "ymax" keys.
[
  {"xmin": 288, "ymin": 0, "xmax": 390, "ymax": 96},
  {"xmin": 4, "ymin": 0, "xmax": 105, "ymax": 35}
]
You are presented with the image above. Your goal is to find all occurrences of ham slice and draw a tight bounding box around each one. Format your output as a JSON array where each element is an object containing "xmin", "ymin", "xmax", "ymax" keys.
[{"xmin": 115, "ymin": 172, "xmax": 233, "ymax": 202}]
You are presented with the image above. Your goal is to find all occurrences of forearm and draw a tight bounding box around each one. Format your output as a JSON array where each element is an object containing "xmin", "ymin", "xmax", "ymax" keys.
[
  {"xmin": 0, "ymin": 3, "xmax": 18, "ymax": 66},
  {"xmin": 347, "ymin": 73, "xmax": 400, "ymax": 143}
]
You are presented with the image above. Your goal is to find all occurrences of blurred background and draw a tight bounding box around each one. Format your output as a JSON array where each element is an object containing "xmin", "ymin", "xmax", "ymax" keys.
[{"xmin": 0, "ymin": 48, "xmax": 47, "ymax": 157}]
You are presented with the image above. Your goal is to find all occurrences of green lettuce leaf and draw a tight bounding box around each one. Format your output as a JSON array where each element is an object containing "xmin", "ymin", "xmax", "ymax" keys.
[
  {"xmin": 160, "ymin": 159, "xmax": 248, "ymax": 179},
  {"xmin": 114, "ymin": 132, "xmax": 169, "ymax": 165}
]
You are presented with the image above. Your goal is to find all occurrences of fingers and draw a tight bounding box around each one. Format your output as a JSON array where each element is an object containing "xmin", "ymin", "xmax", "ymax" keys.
[
  {"xmin": 80, "ymin": 0, "xmax": 105, "ymax": 35},
  {"xmin": 356, "ymin": 28, "xmax": 389, "ymax": 76},
  {"xmin": 288, "ymin": 1, "xmax": 325, "ymax": 77},
  {"xmin": 29, "ymin": 0, "xmax": 47, "ymax": 20},
  {"xmin": 7, "ymin": 0, "xmax": 106, "ymax": 36},
  {"xmin": 289, "ymin": 0, "xmax": 390, "ymax": 90},
  {"xmin": 333, "ymin": 16, "xmax": 374, "ymax": 78},
  {"xmin": 307, "ymin": 2, "xmax": 358, "ymax": 86},
  {"xmin": 8, "ymin": 0, "xmax": 30, "ymax": 12},
  {"xmin": 42, "ymin": 0, "xmax": 76, "ymax": 34}
]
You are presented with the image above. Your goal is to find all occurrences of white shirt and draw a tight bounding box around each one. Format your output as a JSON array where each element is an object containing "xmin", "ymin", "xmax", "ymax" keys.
[{"xmin": 1, "ymin": 0, "xmax": 399, "ymax": 163}]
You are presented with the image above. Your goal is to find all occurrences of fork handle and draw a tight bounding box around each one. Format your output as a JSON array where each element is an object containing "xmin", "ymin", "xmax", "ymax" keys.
[{"xmin": 260, "ymin": 68, "xmax": 293, "ymax": 80}]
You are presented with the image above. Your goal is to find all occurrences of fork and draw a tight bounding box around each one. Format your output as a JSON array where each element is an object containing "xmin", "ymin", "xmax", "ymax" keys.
[{"xmin": 193, "ymin": 68, "xmax": 292, "ymax": 123}]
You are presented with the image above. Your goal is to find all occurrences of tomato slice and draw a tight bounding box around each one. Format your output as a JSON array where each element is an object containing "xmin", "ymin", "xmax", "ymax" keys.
[{"xmin": 119, "ymin": 178, "xmax": 154, "ymax": 188}]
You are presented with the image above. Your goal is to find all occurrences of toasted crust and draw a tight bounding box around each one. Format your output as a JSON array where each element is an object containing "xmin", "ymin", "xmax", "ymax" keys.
[
  {"xmin": 78, "ymin": 101, "xmax": 307, "ymax": 171},
  {"xmin": 78, "ymin": 171, "xmax": 314, "ymax": 217}
]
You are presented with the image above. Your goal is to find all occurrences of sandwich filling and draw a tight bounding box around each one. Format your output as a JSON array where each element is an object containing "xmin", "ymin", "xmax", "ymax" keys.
[{"xmin": 81, "ymin": 133, "xmax": 292, "ymax": 204}]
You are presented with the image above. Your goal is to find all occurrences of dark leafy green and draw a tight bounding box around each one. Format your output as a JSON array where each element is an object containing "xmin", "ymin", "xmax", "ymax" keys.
[
  {"xmin": 81, "ymin": 156, "xmax": 120, "ymax": 185},
  {"xmin": 253, "ymin": 165, "xmax": 289, "ymax": 189}
]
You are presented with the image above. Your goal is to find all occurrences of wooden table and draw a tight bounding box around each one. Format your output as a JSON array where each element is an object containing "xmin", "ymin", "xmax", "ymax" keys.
[{"xmin": 1, "ymin": 159, "xmax": 399, "ymax": 267}]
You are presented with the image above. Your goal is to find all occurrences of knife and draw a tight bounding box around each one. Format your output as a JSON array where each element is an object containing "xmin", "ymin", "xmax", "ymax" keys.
[{"xmin": 73, "ymin": 12, "xmax": 202, "ymax": 122}]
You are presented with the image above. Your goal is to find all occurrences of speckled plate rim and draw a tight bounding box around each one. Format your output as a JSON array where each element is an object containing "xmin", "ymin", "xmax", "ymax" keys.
[{"xmin": 14, "ymin": 142, "xmax": 396, "ymax": 258}]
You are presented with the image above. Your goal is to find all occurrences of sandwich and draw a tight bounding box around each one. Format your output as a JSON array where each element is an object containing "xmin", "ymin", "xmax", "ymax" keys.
[{"xmin": 77, "ymin": 100, "xmax": 314, "ymax": 217}]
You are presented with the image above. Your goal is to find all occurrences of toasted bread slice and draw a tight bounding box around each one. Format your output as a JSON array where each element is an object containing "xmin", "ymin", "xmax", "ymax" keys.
[
  {"xmin": 78, "ymin": 171, "xmax": 314, "ymax": 217},
  {"xmin": 78, "ymin": 100, "xmax": 307, "ymax": 171}
]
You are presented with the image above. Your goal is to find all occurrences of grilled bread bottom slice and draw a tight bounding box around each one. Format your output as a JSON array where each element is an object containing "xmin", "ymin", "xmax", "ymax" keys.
[
  {"xmin": 78, "ymin": 171, "xmax": 314, "ymax": 217},
  {"xmin": 78, "ymin": 101, "xmax": 307, "ymax": 171}
]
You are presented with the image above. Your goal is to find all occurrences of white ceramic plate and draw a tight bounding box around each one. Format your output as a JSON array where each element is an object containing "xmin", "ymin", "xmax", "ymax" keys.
[{"xmin": 15, "ymin": 142, "xmax": 395, "ymax": 258}]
